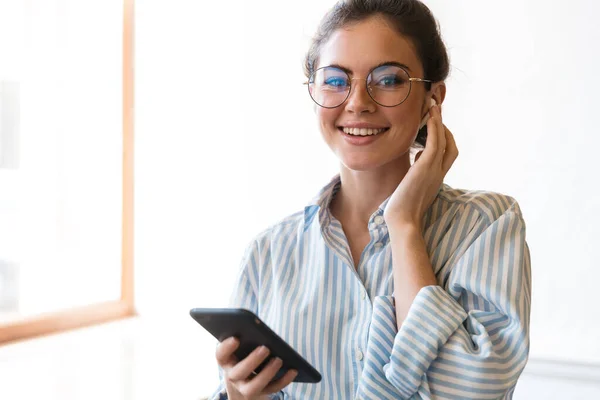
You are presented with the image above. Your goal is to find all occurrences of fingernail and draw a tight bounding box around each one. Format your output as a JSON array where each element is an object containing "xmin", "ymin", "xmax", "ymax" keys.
[
  {"xmin": 227, "ymin": 337, "xmax": 238, "ymax": 345},
  {"xmin": 291, "ymin": 369, "xmax": 298, "ymax": 377},
  {"xmin": 258, "ymin": 346, "xmax": 269, "ymax": 356},
  {"xmin": 273, "ymin": 357, "xmax": 283, "ymax": 366}
]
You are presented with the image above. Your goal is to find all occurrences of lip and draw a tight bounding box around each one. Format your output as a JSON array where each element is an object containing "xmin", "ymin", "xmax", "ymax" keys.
[{"xmin": 337, "ymin": 127, "xmax": 388, "ymax": 146}]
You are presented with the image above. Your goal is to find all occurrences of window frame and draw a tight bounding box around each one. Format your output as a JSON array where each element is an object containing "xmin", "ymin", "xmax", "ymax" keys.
[{"xmin": 0, "ymin": 0, "xmax": 136, "ymax": 345}]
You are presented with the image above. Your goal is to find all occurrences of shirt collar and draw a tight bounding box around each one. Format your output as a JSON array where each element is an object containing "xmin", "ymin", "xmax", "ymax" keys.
[
  {"xmin": 303, "ymin": 175, "xmax": 340, "ymax": 227},
  {"xmin": 306, "ymin": 175, "xmax": 341, "ymax": 209}
]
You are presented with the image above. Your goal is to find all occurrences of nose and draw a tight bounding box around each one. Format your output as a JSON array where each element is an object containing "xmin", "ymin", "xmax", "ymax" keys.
[{"xmin": 344, "ymin": 79, "xmax": 376, "ymax": 114}]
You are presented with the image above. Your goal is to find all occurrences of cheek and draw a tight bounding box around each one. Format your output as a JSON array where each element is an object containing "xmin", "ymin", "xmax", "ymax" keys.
[
  {"xmin": 316, "ymin": 109, "xmax": 339, "ymax": 130},
  {"xmin": 388, "ymin": 105, "xmax": 421, "ymax": 130}
]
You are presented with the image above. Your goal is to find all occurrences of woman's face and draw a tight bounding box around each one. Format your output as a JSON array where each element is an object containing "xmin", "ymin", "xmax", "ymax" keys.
[{"xmin": 315, "ymin": 16, "xmax": 432, "ymax": 171}]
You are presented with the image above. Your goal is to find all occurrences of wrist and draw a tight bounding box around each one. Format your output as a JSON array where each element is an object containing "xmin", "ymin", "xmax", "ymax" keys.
[{"xmin": 387, "ymin": 221, "xmax": 423, "ymax": 238}]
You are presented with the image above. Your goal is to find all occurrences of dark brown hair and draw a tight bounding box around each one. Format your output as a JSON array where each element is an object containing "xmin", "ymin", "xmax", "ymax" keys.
[{"xmin": 303, "ymin": 0, "xmax": 450, "ymax": 89}]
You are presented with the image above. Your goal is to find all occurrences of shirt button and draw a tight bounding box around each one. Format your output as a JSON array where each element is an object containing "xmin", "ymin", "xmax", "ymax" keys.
[
  {"xmin": 374, "ymin": 242, "xmax": 383, "ymax": 249},
  {"xmin": 361, "ymin": 290, "xmax": 367, "ymax": 300},
  {"xmin": 373, "ymin": 215, "xmax": 385, "ymax": 225},
  {"xmin": 357, "ymin": 348, "xmax": 364, "ymax": 361}
]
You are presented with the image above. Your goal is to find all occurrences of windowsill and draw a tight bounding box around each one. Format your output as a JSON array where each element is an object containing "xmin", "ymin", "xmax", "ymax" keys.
[{"xmin": 1, "ymin": 316, "xmax": 599, "ymax": 400}]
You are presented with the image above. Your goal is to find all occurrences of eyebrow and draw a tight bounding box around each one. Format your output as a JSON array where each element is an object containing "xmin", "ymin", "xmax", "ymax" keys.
[{"xmin": 326, "ymin": 61, "xmax": 413, "ymax": 74}]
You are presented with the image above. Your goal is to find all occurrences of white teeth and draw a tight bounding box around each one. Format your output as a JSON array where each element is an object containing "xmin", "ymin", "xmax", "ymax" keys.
[{"xmin": 342, "ymin": 127, "xmax": 387, "ymax": 136}]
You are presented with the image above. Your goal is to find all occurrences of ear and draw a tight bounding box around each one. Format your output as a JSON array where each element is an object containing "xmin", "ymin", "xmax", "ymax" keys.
[{"xmin": 430, "ymin": 81, "xmax": 446, "ymax": 106}]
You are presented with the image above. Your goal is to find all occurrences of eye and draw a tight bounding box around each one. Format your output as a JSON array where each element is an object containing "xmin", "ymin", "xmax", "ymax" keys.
[
  {"xmin": 374, "ymin": 75, "xmax": 405, "ymax": 87},
  {"xmin": 324, "ymin": 77, "xmax": 349, "ymax": 87}
]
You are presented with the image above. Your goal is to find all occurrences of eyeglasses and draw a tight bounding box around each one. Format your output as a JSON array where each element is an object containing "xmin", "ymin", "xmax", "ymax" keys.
[{"xmin": 305, "ymin": 64, "xmax": 432, "ymax": 108}]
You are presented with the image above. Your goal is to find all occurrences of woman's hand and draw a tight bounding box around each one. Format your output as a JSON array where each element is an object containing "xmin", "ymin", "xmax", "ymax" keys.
[
  {"xmin": 383, "ymin": 104, "xmax": 459, "ymax": 232},
  {"xmin": 215, "ymin": 337, "xmax": 298, "ymax": 400}
]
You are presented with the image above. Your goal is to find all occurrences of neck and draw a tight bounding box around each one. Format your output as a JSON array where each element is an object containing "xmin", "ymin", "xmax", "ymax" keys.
[{"xmin": 331, "ymin": 156, "xmax": 412, "ymax": 226}]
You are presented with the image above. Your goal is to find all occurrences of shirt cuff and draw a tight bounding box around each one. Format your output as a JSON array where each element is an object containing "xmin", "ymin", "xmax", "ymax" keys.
[{"xmin": 365, "ymin": 286, "xmax": 467, "ymax": 398}]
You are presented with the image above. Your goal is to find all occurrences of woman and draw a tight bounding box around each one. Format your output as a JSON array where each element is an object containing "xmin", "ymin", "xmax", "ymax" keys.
[{"xmin": 212, "ymin": 0, "xmax": 531, "ymax": 399}]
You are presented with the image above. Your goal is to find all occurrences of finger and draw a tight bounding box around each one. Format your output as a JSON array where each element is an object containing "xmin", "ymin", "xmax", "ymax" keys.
[
  {"xmin": 215, "ymin": 337, "xmax": 240, "ymax": 369},
  {"xmin": 433, "ymin": 105, "xmax": 446, "ymax": 163},
  {"xmin": 442, "ymin": 125, "xmax": 459, "ymax": 173},
  {"xmin": 263, "ymin": 369, "xmax": 299, "ymax": 394},
  {"xmin": 228, "ymin": 345, "xmax": 271, "ymax": 382},
  {"xmin": 421, "ymin": 105, "xmax": 441, "ymax": 164},
  {"xmin": 241, "ymin": 357, "xmax": 284, "ymax": 396}
]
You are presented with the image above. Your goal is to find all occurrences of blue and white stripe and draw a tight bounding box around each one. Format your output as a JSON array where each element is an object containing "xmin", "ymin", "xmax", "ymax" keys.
[{"xmin": 212, "ymin": 175, "xmax": 531, "ymax": 399}]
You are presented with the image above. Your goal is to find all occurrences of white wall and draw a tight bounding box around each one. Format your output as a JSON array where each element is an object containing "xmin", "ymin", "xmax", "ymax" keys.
[
  {"xmin": 135, "ymin": 0, "xmax": 600, "ymax": 373},
  {"xmin": 425, "ymin": 0, "xmax": 600, "ymax": 364},
  {"xmin": 135, "ymin": 0, "xmax": 337, "ymax": 314}
]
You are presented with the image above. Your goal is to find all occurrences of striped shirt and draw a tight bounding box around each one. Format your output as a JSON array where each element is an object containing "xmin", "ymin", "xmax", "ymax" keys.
[{"xmin": 212, "ymin": 175, "xmax": 531, "ymax": 399}]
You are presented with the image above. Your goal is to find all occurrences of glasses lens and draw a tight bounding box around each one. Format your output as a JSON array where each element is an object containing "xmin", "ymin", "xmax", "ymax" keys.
[
  {"xmin": 367, "ymin": 65, "xmax": 411, "ymax": 107},
  {"xmin": 308, "ymin": 67, "xmax": 350, "ymax": 108}
]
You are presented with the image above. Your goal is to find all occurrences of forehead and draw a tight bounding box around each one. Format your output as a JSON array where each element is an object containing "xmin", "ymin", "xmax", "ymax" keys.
[{"xmin": 318, "ymin": 16, "xmax": 422, "ymax": 75}]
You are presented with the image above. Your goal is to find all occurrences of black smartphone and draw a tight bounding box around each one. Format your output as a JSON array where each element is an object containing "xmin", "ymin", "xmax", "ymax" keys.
[{"xmin": 190, "ymin": 308, "xmax": 321, "ymax": 384}]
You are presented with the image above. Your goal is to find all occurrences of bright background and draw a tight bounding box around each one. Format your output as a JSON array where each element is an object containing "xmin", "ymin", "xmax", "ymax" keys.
[
  {"xmin": 0, "ymin": 0, "xmax": 122, "ymax": 322},
  {"xmin": 1, "ymin": 0, "xmax": 599, "ymax": 398}
]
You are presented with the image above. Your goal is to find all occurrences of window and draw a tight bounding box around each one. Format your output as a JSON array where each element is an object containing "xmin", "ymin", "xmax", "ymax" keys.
[{"xmin": 0, "ymin": 0, "xmax": 134, "ymax": 344}]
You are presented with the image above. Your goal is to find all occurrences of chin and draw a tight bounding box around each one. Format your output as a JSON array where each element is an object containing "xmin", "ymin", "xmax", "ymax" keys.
[
  {"xmin": 337, "ymin": 148, "xmax": 412, "ymax": 172},
  {"xmin": 339, "ymin": 153, "xmax": 389, "ymax": 172}
]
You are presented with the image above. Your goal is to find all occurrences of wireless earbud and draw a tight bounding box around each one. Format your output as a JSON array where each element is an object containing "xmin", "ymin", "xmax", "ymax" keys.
[{"xmin": 430, "ymin": 98, "xmax": 437, "ymax": 108}]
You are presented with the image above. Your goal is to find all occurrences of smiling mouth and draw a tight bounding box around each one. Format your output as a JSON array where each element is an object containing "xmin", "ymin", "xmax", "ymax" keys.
[{"xmin": 339, "ymin": 127, "xmax": 390, "ymax": 136}]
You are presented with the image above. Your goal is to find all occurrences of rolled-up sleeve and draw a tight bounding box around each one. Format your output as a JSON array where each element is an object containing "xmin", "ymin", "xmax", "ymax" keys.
[{"xmin": 359, "ymin": 201, "xmax": 531, "ymax": 399}]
